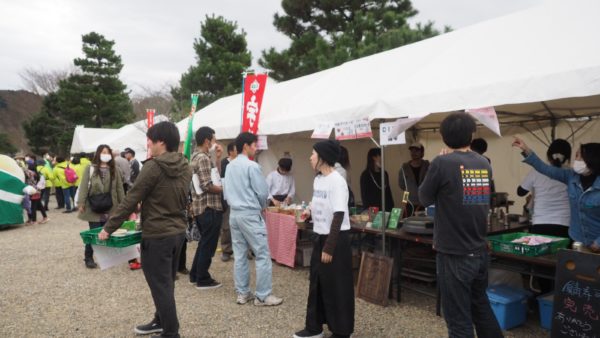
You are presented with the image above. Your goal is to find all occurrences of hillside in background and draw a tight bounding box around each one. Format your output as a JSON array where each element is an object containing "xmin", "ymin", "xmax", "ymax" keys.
[{"xmin": 0, "ymin": 90, "xmax": 43, "ymax": 154}]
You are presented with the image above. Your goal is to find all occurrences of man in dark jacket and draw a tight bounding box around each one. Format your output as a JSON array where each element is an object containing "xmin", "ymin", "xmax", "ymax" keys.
[{"xmin": 99, "ymin": 121, "xmax": 192, "ymax": 338}]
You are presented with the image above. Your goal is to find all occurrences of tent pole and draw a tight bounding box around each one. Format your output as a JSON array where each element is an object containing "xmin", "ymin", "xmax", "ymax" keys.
[{"xmin": 380, "ymin": 144, "xmax": 386, "ymax": 256}]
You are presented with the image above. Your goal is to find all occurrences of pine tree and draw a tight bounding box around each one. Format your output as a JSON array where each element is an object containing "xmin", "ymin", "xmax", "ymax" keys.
[
  {"xmin": 260, "ymin": 0, "xmax": 448, "ymax": 81},
  {"xmin": 171, "ymin": 15, "xmax": 251, "ymax": 119}
]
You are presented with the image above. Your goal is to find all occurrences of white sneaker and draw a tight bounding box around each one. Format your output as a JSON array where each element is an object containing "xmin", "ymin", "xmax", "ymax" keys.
[
  {"xmin": 254, "ymin": 294, "xmax": 283, "ymax": 306},
  {"xmin": 236, "ymin": 292, "xmax": 254, "ymax": 305}
]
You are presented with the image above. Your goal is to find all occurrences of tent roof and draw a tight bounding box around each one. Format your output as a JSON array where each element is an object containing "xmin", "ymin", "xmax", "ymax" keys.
[
  {"xmin": 179, "ymin": 0, "xmax": 600, "ymax": 138},
  {"xmin": 70, "ymin": 126, "xmax": 118, "ymax": 153}
]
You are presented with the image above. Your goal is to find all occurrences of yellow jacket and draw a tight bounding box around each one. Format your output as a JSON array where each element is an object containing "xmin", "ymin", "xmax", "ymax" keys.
[
  {"xmin": 36, "ymin": 165, "xmax": 54, "ymax": 188},
  {"xmin": 53, "ymin": 161, "xmax": 74, "ymax": 189}
]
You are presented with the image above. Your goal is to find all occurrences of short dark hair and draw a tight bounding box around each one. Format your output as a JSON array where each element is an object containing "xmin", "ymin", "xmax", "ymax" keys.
[
  {"xmin": 227, "ymin": 142, "xmax": 236, "ymax": 154},
  {"xmin": 235, "ymin": 132, "xmax": 257, "ymax": 153},
  {"xmin": 195, "ymin": 126, "xmax": 215, "ymax": 146},
  {"xmin": 547, "ymin": 139, "xmax": 571, "ymax": 167},
  {"xmin": 470, "ymin": 138, "xmax": 488, "ymax": 154},
  {"xmin": 278, "ymin": 158, "xmax": 292, "ymax": 171},
  {"xmin": 124, "ymin": 147, "xmax": 135, "ymax": 157},
  {"xmin": 580, "ymin": 143, "xmax": 600, "ymax": 174},
  {"xmin": 146, "ymin": 121, "xmax": 180, "ymax": 152},
  {"xmin": 440, "ymin": 112, "xmax": 477, "ymax": 149}
]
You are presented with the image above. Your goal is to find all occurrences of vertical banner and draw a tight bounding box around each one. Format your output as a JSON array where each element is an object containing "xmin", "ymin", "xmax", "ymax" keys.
[
  {"xmin": 241, "ymin": 73, "xmax": 268, "ymax": 134},
  {"xmin": 183, "ymin": 94, "xmax": 200, "ymax": 161},
  {"xmin": 146, "ymin": 109, "xmax": 155, "ymax": 159},
  {"xmin": 466, "ymin": 107, "xmax": 501, "ymax": 137}
]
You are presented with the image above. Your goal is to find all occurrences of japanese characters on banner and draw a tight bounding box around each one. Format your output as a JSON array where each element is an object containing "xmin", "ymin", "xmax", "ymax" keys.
[
  {"xmin": 311, "ymin": 122, "xmax": 334, "ymax": 139},
  {"xmin": 146, "ymin": 109, "xmax": 155, "ymax": 159},
  {"xmin": 466, "ymin": 107, "xmax": 501, "ymax": 137},
  {"xmin": 334, "ymin": 118, "xmax": 373, "ymax": 140},
  {"xmin": 241, "ymin": 73, "xmax": 268, "ymax": 135},
  {"xmin": 380, "ymin": 121, "xmax": 406, "ymax": 145}
]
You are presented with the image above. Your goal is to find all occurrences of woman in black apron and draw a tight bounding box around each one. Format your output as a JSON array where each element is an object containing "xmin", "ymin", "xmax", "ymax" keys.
[{"xmin": 294, "ymin": 140, "xmax": 354, "ymax": 338}]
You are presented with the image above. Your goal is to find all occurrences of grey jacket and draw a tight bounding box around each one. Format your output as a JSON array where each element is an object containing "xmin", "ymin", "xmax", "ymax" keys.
[{"xmin": 399, "ymin": 160, "xmax": 430, "ymax": 207}]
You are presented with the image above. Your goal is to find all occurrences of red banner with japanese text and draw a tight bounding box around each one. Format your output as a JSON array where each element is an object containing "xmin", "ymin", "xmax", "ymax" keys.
[
  {"xmin": 146, "ymin": 109, "xmax": 155, "ymax": 159},
  {"xmin": 241, "ymin": 73, "xmax": 268, "ymax": 134}
]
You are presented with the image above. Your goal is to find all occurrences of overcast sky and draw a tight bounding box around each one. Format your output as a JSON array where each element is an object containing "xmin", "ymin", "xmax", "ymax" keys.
[{"xmin": 1, "ymin": 0, "xmax": 544, "ymax": 95}]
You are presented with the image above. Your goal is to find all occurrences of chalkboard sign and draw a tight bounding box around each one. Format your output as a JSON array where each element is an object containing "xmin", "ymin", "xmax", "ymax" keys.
[{"xmin": 551, "ymin": 250, "xmax": 600, "ymax": 338}]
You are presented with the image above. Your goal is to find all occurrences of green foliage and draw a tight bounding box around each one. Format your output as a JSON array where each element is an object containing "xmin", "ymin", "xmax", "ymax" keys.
[
  {"xmin": 0, "ymin": 133, "xmax": 17, "ymax": 154},
  {"xmin": 260, "ymin": 0, "xmax": 449, "ymax": 81},
  {"xmin": 171, "ymin": 15, "xmax": 252, "ymax": 119},
  {"xmin": 23, "ymin": 32, "xmax": 133, "ymax": 155}
]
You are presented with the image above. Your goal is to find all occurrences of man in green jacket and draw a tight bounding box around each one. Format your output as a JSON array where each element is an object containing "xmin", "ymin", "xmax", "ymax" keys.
[
  {"xmin": 99, "ymin": 121, "xmax": 192, "ymax": 338},
  {"xmin": 36, "ymin": 160, "xmax": 54, "ymax": 212}
]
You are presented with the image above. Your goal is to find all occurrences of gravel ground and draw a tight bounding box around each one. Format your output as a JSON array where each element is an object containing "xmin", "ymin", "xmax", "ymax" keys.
[{"xmin": 0, "ymin": 199, "xmax": 547, "ymax": 337}]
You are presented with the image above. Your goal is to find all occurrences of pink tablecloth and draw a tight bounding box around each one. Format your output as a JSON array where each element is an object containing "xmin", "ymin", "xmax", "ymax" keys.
[{"xmin": 265, "ymin": 211, "xmax": 298, "ymax": 268}]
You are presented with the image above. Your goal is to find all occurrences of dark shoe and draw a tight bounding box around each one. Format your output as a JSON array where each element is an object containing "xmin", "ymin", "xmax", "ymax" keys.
[
  {"xmin": 196, "ymin": 279, "xmax": 222, "ymax": 290},
  {"xmin": 84, "ymin": 259, "xmax": 97, "ymax": 269},
  {"xmin": 221, "ymin": 253, "xmax": 231, "ymax": 262},
  {"xmin": 327, "ymin": 335, "xmax": 350, "ymax": 338},
  {"xmin": 134, "ymin": 319, "xmax": 162, "ymax": 335},
  {"xmin": 55, "ymin": 207, "xmax": 64, "ymax": 210},
  {"xmin": 178, "ymin": 268, "xmax": 190, "ymax": 275},
  {"xmin": 293, "ymin": 329, "xmax": 324, "ymax": 338},
  {"xmin": 62, "ymin": 209, "xmax": 73, "ymax": 213}
]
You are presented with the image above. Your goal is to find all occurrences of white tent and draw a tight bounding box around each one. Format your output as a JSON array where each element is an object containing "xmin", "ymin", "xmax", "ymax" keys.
[
  {"xmin": 70, "ymin": 126, "xmax": 118, "ymax": 154},
  {"xmin": 70, "ymin": 115, "xmax": 169, "ymax": 158},
  {"xmin": 178, "ymin": 0, "xmax": 600, "ymax": 137}
]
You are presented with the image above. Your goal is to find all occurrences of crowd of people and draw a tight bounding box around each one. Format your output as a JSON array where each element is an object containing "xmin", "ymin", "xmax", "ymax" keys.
[{"xmin": 10, "ymin": 112, "xmax": 600, "ymax": 338}]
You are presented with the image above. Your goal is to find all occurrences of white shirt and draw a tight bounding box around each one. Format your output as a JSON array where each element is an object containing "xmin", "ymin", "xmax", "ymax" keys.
[
  {"xmin": 520, "ymin": 169, "xmax": 570, "ymax": 226},
  {"xmin": 266, "ymin": 170, "xmax": 295, "ymax": 200},
  {"xmin": 311, "ymin": 171, "xmax": 350, "ymax": 234}
]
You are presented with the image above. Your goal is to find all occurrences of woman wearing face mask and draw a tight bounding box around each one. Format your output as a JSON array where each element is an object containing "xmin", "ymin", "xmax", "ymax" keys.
[
  {"xmin": 513, "ymin": 137, "xmax": 600, "ymax": 252},
  {"xmin": 77, "ymin": 144, "xmax": 125, "ymax": 268},
  {"xmin": 293, "ymin": 140, "xmax": 354, "ymax": 338},
  {"xmin": 359, "ymin": 148, "xmax": 394, "ymax": 211}
]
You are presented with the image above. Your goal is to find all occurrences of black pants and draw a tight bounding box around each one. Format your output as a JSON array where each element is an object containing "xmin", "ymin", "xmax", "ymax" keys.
[
  {"xmin": 178, "ymin": 238, "xmax": 187, "ymax": 272},
  {"xmin": 85, "ymin": 222, "xmax": 105, "ymax": 260},
  {"xmin": 141, "ymin": 232, "xmax": 185, "ymax": 338},
  {"xmin": 41, "ymin": 188, "xmax": 50, "ymax": 211},
  {"xmin": 30, "ymin": 198, "xmax": 47, "ymax": 222},
  {"xmin": 305, "ymin": 231, "xmax": 354, "ymax": 336},
  {"xmin": 190, "ymin": 208, "xmax": 223, "ymax": 285},
  {"xmin": 55, "ymin": 187, "xmax": 64, "ymax": 208}
]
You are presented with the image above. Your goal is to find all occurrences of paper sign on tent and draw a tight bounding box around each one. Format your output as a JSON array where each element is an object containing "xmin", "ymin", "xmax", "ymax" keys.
[
  {"xmin": 311, "ymin": 122, "xmax": 334, "ymax": 139},
  {"xmin": 334, "ymin": 120, "xmax": 357, "ymax": 140},
  {"xmin": 380, "ymin": 122, "xmax": 406, "ymax": 145},
  {"xmin": 466, "ymin": 107, "xmax": 501, "ymax": 137},
  {"xmin": 354, "ymin": 118, "xmax": 373, "ymax": 138},
  {"xmin": 256, "ymin": 135, "xmax": 268, "ymax": 150}
]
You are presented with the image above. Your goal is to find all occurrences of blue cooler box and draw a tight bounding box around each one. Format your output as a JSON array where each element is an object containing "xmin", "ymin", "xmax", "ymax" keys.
[
  {"xmin": 537, "ymin": 293, "xmax": 553, "ymax": 330},
  {"xmin": 486, "ymin": 284, "xmax": 529, "ymax": 330}
]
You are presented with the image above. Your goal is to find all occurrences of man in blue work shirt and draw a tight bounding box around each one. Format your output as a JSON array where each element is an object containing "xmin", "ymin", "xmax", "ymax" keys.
[{"xmin": 223, "ymin": 132, "xmax": 283, "ymax": 307}]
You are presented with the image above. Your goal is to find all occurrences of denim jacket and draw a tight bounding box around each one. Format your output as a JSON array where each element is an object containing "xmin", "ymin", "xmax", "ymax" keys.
[{"xmin": 524, "ymin": 152, "xmax": 600, "ymax": 246}]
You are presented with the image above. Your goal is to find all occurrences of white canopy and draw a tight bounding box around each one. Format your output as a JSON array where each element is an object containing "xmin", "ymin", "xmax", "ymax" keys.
[
  {"xmin": 70, "ymin": 115, "xmax": 169, "ymax": 158},
  {"xmin": 178, "ymin": 0, "xmax": 600, "ymax": 138}
]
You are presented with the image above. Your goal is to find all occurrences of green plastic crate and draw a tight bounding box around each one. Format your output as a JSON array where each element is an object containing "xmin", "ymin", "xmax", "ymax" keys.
[
  {"xmin": 487, "ymin": 232, "xmax": 569, "ymax": 257},
  {"xmin": 80, "ymin": 227, "xmax": 141, "ymax": 248}
]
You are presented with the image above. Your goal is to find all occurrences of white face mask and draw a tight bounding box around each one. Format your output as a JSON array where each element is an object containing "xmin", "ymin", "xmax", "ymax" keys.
[
  {"xmin": 573, "ymin": 160, "xmax": 589, "ymax": 175},
  {"xmin": 209, "ymin": 142, "xmax": 217, "ymax": 152},
  {"xmin": 100, "ymin": 154, "xmax": 112, "ymax": 163}
]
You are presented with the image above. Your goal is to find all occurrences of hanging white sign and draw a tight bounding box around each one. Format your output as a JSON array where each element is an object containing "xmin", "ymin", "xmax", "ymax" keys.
[
  {"xmin": 311, "ymin": 122, "xmax": 334, "ymax": 139},
  {"xmin": 380, "ymin": 122, "xmax": 406, "ymax": 145},
  {"xmin": 466, "ymin": 107, "xmax": 501, "ymax": 136}
]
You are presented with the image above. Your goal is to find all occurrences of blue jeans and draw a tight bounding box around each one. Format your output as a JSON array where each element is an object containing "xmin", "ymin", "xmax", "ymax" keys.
[
  {"xmin": 189, "ymin": 208, "xmax": 223, "ymax": 285},
  {"xmin": 229, "ymin": 211, "xmax": 273, "ymax": 300},
  {"xmin": 437, "ymin": 251, "xmax": 503, "ymax": 338},
  {"xmin": 63, "ymin": 186, "xmax": 75, "ymax": 210}
]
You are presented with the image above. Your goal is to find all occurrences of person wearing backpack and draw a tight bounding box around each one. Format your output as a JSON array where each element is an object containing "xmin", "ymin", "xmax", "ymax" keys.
[
  {"xmin": 53, "ymin": 156, "xmax": 77, "ymax": 213},
  {"xmin": 77, "ymin": 144, "xmax": 125, "ymax": 269}
]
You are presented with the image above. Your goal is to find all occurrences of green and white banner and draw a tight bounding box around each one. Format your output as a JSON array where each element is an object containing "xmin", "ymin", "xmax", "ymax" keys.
[{"xmin": 0, "ymin": 169, "xmax": 26, "ymax": 226}]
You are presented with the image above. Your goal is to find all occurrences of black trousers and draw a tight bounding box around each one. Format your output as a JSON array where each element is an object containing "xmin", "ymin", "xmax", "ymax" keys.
[
  {"xmin": 30, "ymin": 198, "xmax": 47, "ymax": 222},
  {"xmin": 41, "ymin": 188, "xmax": 50, "ymax": 211},
  {"xmin": 55, "ymin": 187, "xmax": 64, "ymax": 208},
  {"xmin": 178, "ymin": 238, "xmax": 187, "ymax": 271},
  {"xmin": 305, "ymin": 231, "xmax": 354, "ymax": 336},
  {"xmin": 141, "ymin": 232, "xmax": 185, "ymax": 338}
]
